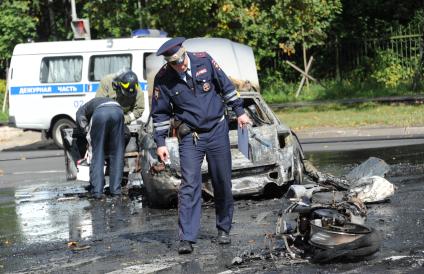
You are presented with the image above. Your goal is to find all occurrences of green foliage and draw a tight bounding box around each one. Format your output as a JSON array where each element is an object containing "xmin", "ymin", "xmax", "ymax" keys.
[
  {"xmin": 0, "ymin": 1, "xmax": 37, "ymax": 61},
  {"xmin": 210, "ymin": 0, "xmax": 342, "ymax": 68},
  {"xmin": 81, "ymin": 1, "xmax": 145, "ymax": 38},
  {"xmin": 142, "ymin": 0, "xmax": 217, "ymax": 37},
  {"xmin": 0, "ymin": 79, "xmax": 5, "ymax": 94},
  {"xmin": 0, "ymin": 79, "xmax": 6, "ymax": 122},
  {"xmin": 260, "ymin": 70, "xmax": 296, "ymax": 103},
  {"xmin": 334, "ymin": 1, "xmax": 424, "ymax": 39},
  {"xmin": 370, "ymin": 49, "xmax": 414, "ymax": 88}
]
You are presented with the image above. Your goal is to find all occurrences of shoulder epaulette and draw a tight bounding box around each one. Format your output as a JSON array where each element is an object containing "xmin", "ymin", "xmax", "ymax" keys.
[{"xmin": 193, "ymin": 52, "xmax": 207, "ymax": 58}]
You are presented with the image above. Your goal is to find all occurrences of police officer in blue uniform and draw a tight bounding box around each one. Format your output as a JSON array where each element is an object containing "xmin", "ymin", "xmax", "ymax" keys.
[
  {"xmin": 76, "ymin": 97, "xmax": 125, "ymax": 199},
  {"xmin": 152, "ymin": 37, "xmax": 251, "ymax": 254}
]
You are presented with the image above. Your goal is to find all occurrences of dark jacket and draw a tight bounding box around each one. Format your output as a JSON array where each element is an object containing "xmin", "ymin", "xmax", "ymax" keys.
[
  {"xmin": 151, "ymin": 52, "xmax": 245, "ymax": 147},
  {"xmin": 76, "ymin": 97, "xmax": 121, "ymax": 131}
]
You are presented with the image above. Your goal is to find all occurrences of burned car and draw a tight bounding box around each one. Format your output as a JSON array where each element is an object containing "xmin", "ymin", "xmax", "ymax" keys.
[
  {"xmin": 62, "ymin": 38, "xmax": 304, "ymax": 207},
  {"xmin": 140, "ymin": 90, "xmax": 304, "ymax": 208}
]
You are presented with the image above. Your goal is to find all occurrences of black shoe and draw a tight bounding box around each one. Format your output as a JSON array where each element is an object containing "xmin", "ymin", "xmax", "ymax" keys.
[
  {"xmin": 88, "ymin": 192, "xmax": 104, "ymax": 200},
  {"xmin": 217, "ymin": 230, "xmax": 231, "ymax": 244},
  {"xmin": 178, "ymin": 240, "xmax": 193, "ymax": 254}
]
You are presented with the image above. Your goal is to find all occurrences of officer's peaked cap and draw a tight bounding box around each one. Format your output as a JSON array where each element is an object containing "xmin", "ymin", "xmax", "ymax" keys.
[{"xmin": 156, "ymin": 37, "xmax": 186, "ymax": 62}]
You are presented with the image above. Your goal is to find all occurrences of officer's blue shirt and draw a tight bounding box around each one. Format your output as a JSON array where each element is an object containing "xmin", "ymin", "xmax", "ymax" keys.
[{"xmin": 152, "ymin": 52, "xmax": 245, "ymax": 147}]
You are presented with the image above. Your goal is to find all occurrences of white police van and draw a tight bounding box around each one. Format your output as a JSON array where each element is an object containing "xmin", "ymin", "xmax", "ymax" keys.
[{"xmin": 7, "ymin": 35, "xmax": 169, "ymax": 148}]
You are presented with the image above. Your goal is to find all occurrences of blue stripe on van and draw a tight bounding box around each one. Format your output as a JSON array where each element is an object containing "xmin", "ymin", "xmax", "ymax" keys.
[
  {"xmin": 10, "ymin": 82, "xmax": 148, "ymax": 95},
  {"xmin": 10, "ymin": 84, "xmax": 86, "ymax": 95}
]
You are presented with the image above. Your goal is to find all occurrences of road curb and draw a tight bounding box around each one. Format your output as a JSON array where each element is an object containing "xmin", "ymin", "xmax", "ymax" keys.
[{"xmin": 299, "ymin": 134, "xmax": 424, "ymax": 144}]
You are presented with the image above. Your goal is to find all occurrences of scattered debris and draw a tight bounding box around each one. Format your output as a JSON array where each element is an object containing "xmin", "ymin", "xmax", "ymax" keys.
[
  {"xmin": 226, "ymin": 157, "xmax": 393, "ymax": 267},
  {"xmin": 273, "ymin": 157, "xmax": 393, "ymax": 263},
  {"xmin": 231, "ymin": 256, "xmax": 243, "ymax": 265},
  {"xmin": 57, "ymin": 196, "xmax": 79, "ymax": 202},
  {"xmin": 67, "ymin": 241, "xmax": 91, "ymax": 251}
]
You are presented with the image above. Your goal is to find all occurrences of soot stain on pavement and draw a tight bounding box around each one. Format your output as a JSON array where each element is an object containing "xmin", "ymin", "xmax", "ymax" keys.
[{"xmin": 1, "ymin": 144, "xmax": 424, "ymax": 272}]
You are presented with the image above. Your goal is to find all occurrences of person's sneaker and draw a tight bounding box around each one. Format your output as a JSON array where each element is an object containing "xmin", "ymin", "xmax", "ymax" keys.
[
  {"xmin": 217, "ymin": 230, "xmax": 231, "ymax": 244},
  {"xmin": 178, "ymin": 240, "xmax": 193, "ymax": 254}
]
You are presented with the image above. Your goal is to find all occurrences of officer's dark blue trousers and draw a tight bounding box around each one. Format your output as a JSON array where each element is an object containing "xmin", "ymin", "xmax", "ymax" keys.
[
  {"xmin": 178, "ymin": 119, "xmax": 234, "ymax": 242},
  {"xmin": 89, "ymin": 105, "xmax": 125, "ymax": 197}
]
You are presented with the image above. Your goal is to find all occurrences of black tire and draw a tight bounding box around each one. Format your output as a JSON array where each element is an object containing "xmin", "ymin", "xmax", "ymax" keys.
[
  {"xmin": 52, "ymin": 118, "xmax": 76, "ymax": 149},
  {"xmin": 310, "ymin": 228, "xmax": 381, "ymax": 263}
]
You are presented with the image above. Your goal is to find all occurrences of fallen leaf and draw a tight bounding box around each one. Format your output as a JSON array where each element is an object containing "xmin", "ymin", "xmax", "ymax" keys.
[
  {"xmin": 67, "ymin": 241, "xmax": 78, "ymax": 248},
  {"xmin": 67, "ymin": 241, "xmax": 90, "ymax": 251}
]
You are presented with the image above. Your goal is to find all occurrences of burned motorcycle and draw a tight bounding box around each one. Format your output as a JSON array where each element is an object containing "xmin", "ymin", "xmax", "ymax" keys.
[{"xmin": 275, "ymin": 157, "xmax": 394, "ymax": 263}]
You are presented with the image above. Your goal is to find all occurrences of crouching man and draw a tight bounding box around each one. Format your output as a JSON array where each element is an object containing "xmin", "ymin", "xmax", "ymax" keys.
[{"xmin": 76, "ymin": 97, "xmax": 125, "ymax": 199}]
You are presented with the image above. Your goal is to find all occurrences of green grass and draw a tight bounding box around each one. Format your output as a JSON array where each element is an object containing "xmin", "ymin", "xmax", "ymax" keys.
[
  {"xmin": 261, "ymin": 79, "xmax": 423, "ymax": 104},
  {"xmin": 275, "ymin": 103, "xmax": 424, "ymax": 130},
  {"xmin": 0, "ymin": 111, "xmax": 7, "ymax": 123},
  {"xmin": 260, "ymin": 77, "xmax": 424, "ymax": 130}
]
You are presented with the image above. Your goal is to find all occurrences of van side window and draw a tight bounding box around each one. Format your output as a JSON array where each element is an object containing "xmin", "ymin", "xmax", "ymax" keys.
[
  {"xmin": 40, "ymin": 56, "xmax": 83, "ymax": 83},
  {"xmin": 89, "ymin": 54, "xmax": 132, "ymax": 81},
  {"xmin": 143, "ymin": 52, "xmax": 153, "ymax": 80},
  {"xmin": 143, "ymin": 52, "xmax": 164, "ymax": 81}
]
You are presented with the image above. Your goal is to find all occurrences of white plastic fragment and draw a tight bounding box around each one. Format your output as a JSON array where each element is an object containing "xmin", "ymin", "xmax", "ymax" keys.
[{"xmin": 349, "ymin": 176, "xmax": 395, "ymax": 203}]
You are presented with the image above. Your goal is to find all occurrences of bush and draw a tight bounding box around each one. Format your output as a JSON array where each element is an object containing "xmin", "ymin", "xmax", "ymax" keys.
[
  {"xmin": 0, "ymin": 79, "xmax": 7, "ymax": 122},
  {"xmin": 370, "ymin": 49, "xmax": 415, "ymax": 88},
  {"xmin": 0, "ymin": 79, "xmax": 5, "ymax": 94},
  {"xmin": 260, "ymin": 69, "xmax": 295, "ymax": 103}
]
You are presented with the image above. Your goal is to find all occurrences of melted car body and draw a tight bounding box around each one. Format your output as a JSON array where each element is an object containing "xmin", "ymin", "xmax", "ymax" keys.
[{"xmin": 140, "ymin": 90, "xmax": 304, "ymax": 207}]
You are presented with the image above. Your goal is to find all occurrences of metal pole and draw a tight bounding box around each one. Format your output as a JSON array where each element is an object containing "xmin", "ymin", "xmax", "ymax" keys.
[
  {"xmin": 70, "ymin": 0, "xmax": 77, "ymax": 20},
  {"xmin": 2, "ymin": 68, "xmax": 8, "ymax": 113},
  {"xmin": 302, "ymin": 28, "xmax": 309, "ymax": 89}
]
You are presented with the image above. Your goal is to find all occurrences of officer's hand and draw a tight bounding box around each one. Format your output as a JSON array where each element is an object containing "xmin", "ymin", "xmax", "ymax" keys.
[
  {"xmin": 237, "ymin": 113, "xmax": 252, "ymax": 128},
  {"xmin": 157, "ymin": 146, "xmax": 169, "ymax": 162}
]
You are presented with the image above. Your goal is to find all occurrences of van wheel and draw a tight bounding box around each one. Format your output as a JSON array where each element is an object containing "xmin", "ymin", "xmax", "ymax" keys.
[{"xmin": 52, "ymin": 118, "xmax": 76, "ymax": 149}]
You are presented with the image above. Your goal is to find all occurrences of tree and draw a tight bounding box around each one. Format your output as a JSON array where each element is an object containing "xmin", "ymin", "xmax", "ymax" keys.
[
  {"xmin": 211, "ymin": 0, "xmax": 342, "ymax": 70},
  {"xmin": 0, "ymin": 1, "xmax": 37, "ymax": 69},
  {"xmin": 80, "ymin": 1, "xmax": 147, "ymax": 38}
]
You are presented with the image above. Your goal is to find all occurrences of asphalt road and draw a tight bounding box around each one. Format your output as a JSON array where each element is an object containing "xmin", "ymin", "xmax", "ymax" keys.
[
  {"xmin": 2, "ymin": 136, "xmax": 424, "ymax": 187},
  {"xmin": 1, "ymin": 138, "xmax": 424, "ymax": 273}
]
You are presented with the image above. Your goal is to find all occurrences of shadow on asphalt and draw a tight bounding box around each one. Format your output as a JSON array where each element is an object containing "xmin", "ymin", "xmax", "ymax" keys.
[{"xmin": 2, "ymin": 140, "xmax": 58, "ymax": 152}]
